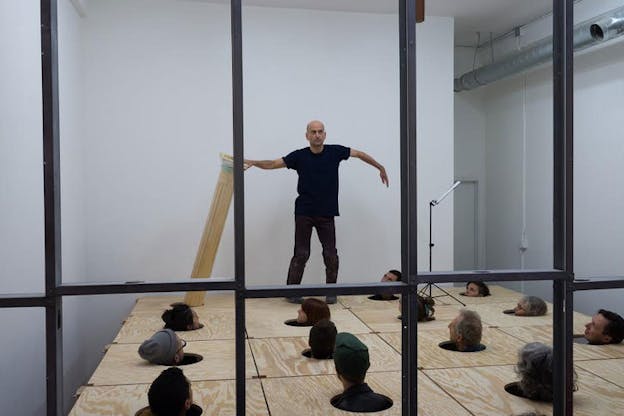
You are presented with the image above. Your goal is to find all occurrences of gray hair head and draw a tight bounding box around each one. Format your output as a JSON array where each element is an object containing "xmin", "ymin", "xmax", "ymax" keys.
[
  {"xmin": 515, "ymin": 342, "xmax": 553, "ymax": 401},
  {"xmin": 520, "ymin": 296, "xmax": 548, "ymax": 316},
  {"xmin": 456, "ymin": 309, "xmax": 482, "ymax": 346}
]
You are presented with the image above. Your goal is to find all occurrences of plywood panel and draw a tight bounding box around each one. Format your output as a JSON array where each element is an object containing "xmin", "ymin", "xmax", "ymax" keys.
[
  {"xmin": 88, "ymin": 340, "xmax": 257, "ymax": 385},
  {"xmin": 130, "ymin": 293, "xmax": 233, "ymax": 316},
  {"xmin": 499, "ymin": 325, "xmax": 624, "ymax": 361},
  {"xmin": 349, "ymin": 304, "xmax": 461, "ymax": 333},
  {"xmin": 246, "ymin": 299, "xmax": 368, "ymax": 338},
  {"xmin": 474, "ymin": 302, "xmax": 554, "ymax": 327},
  {"xmin": 250, "ymin": 333, "xmax": 400, "ymax": 378},
  {"xmin": 69, "ymin": 380, "xmax": 267, "ymax": 416},
  {"xmin": 114, "ymin": 310, "xmax": 235, "ymax": 343},
  {"xmin": 380, "ymin": 327, "xmax": 525, "ymax": 369},
  {"xmin": 575, "ymin": 359, "xmax": 624, "ymax": 388},
  {"xmin": 246, "ymin": 297, "xmax": 347, "ymax": 312},
  {"xmin": 262, "ymin": 371, "xmax": 471, "ymax": 416},
  {"xmin": 425, "ymin": 365, "xmax": 624, "ymax": 416},
  {"xmin": 439, "ymin": 285, "xmax": 522, "ymax": 305},
  {"xmin": 184, "ymin": 162, "xmax": 234, "ymax": 306},
  {"xmin": 473, "ymin": 302, "xmax": 591, "ymax": 329},
  {"xmin": 338, "ymin": 295, "xmax": 400, "ymax": 309}
]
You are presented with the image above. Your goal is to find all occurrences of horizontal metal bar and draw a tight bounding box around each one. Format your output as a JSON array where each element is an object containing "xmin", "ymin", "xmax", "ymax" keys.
[
  {"xmin": 244, "ymin": 282, "xmax": 408, "ymax": 298},
  {"xmin": 417, "ymin": 269, "xmax": 570, "ymax": 283},
  {"xmin": 0, "ymin": 294, "xmax": 48, "ymax": 308},
  {"xmin": 573, "ymin": 279, "xmax": 624, "ymax": 291},
  {"xmin": 0, "ymin": 271, "xmax": 576, "ymax": 301},
  {"xmin": 57, "ymin": 279, "xmax": 236, "ymax": 296}
]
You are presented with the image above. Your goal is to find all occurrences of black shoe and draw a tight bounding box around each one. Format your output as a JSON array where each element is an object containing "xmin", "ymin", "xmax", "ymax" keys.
[
  {"xmin": 286, "ymin": 297, "xmax": 304, "ymax": 304},
  {"xmin": 326, "ymin": 296, "xmax": 337, "ymax": 304}
]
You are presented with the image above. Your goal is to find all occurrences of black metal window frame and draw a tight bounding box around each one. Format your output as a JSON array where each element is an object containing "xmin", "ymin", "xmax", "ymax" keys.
[{"xmin": 0, "ymin": 0, "xmax": 580, "ymax": 415}]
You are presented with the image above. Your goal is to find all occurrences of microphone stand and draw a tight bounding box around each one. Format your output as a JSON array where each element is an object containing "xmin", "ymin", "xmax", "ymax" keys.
[{"xmin": 420, "ymin": 181, "xmax": 466, "ymax": 306}]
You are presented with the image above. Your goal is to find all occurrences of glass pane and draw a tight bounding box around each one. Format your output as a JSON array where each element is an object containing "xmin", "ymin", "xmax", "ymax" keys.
[
  {"xmin": 0, "ymin": 0, "xmax": 44, "ymax": 293},
  {"xmin": 0, "ymin": 308, "xmax": 46, "ymax": 414},
  {"xmin": 242, "ymin": 3, "xmax": 400, "ymax": 286},
  {"xmin": 66, "ymin": 292, "xmax": 263, "ymax": 415},
  {"xmin": 574, "ymin": 0, "xmax": 624, "ymax": 279},
  {"xmin": 453, "ymin": 1, "xmax": 556, "ymax": 272},
  {"xmin": 58, "ymin": 0, "xmax": 235, "ymax": 285}
]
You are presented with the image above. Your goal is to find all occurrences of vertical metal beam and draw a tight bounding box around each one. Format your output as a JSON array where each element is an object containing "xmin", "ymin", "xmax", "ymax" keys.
[
  {"xmin": 400, "ymin": 1, "xmax": 418, "ymax": 415},
  {"xmin": 552, "ymin": 0, "xmax": 574, "ymax": 415},
  {"xmin": 552, "ymin": 279, "xmax": 565, "ymax": 416},
  {"xmin": 230, "ymin": 1, "xmax": 246, "ymax": 415},
  {"xmin": 564, "ymin": 278, "xmax": 574, "ymax": 412},
  {"xmin": 563, "ymin": 0, "xmax": 574, "ymax": 410},
  {"xmin": 41, "ymin": 0, "xmax": 63, "ymax": 414},
  {"xmin": 45, "ymin": 299, "xmax": 63, "ymax": 416},
  {"xmin": 398, "ymin": 2, "xmax": 408, "ymax": 410}
]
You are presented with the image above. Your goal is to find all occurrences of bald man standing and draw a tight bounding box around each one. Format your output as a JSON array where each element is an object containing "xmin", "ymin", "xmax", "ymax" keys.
[{"xmin": 246, "ymin": 120, "xmax": 388, "ymax": 304}]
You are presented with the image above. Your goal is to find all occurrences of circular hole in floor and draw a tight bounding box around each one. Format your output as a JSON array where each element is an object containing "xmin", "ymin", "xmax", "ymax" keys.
[{"xmin": 178, "ymin": 353, "xmax": 203, "ymax": 366}]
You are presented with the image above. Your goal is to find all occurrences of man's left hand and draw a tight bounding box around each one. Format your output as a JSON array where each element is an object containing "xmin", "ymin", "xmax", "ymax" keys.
[{"xmin": 380, "ymin": 168, "xmax": 389, "ymax": 187}]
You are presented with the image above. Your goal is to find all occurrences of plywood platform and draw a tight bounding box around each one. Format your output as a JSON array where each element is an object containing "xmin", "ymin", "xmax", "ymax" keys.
[
  {"xmin": 249, "ymin": 333, "xmax": 400, "ymax": 378},
  {"xmin": 472, "ymin": 302, "xmax": 591, "ymax": 329},
  {"xmin": 69, "ymin": 380, "xmax": 268, "ymax": 416},
  {"xmin": 498, "ymin": 325, "xmax": 624, "ymax": 360},
  {"xmin": 576, "ymin": 358, "xmax": 624, "ymax": 388},
  {"xmin": 380, "ymin": 327, "xmax": 526, "ymax": 369},
  {"xmin": 115, "ymin": 310, "xmax": 235, "ymax": 343},
  {"xmin": 261, "ymin": 371, "xmax": 472, "ymax": 416},
  {"xmin": 246, "ymin": 299, "xmax": 368, "ymax": 338},
  {"xmin": 88, "ymin": 340, "xmax": 257, "ymax": 385},
  {"xmin": 130, "ymin": 293, "xmax": 234, "ymax": 316},
  {"xmin": 71, "ymin": 286, "xmax": 624, "ymax": 415},
  {"xmin": 349, "ymin": 303, "xmax": 462, "ymax": 334},
  {"xmin": 338, "ymin": 294, "xmax": 400, "ymax": 309},
  {"xmin": 424, "ymin": 365, "xmax": 624, "ymax": 416},
  {"xmin": 439, "ymin": 285, "xmax": 523, "ymax": 305}
]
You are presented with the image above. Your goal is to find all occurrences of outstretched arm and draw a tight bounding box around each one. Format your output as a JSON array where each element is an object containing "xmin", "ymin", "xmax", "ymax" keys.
[
  {"xmin": 350, "ymin": 148, "xmax": 389, "ymax": 187},
  {"xmin": 244, "ymin": 158, "xmax": 286, "ymax": 170}
]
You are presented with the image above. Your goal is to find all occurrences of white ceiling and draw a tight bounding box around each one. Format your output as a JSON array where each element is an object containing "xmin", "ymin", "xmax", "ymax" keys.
[{"xmin": 187, "ymin": 0, "xmax": 557, "ymax": 45}]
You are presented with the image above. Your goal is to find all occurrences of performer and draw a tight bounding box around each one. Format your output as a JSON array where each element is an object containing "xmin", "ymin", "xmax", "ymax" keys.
[{"xmin": 246, "ymin": 120, "xmax": 388, "ymax": 304}]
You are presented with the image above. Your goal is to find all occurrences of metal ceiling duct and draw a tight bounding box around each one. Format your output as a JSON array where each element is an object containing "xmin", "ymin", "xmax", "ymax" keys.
[{"xmin": 454, "ymin": 6, "xmax": 624, "ymax": 92}]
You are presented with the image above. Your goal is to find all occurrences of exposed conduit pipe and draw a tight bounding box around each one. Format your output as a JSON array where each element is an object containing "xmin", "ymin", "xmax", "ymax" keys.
[
  {"xmin": 454, "ymin": 6, "xmax": 624, "ymax": 92},
  {"xmin": 519, "ymin": 75, "xmax": 528, "ymax": 271}
]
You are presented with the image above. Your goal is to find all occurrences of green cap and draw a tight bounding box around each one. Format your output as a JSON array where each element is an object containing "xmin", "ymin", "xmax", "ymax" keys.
[{"xmin": 333, "ymin": 333, "xmax": 370, "ymax": 382}]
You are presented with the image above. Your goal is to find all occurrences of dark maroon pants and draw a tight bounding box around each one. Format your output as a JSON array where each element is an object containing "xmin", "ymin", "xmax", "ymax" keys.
[{"xmin": 286, "ymin": 216, "xmax": 338, "ymax": 285}]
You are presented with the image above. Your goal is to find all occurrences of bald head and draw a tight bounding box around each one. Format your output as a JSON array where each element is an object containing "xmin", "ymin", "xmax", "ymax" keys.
[
  {"xmin": 306, "ymin": 120, "xmax": 325, "ymax": 132},
  {"xmin": 305, "ymin": 120, "xmax": 327, "ymax": 150}
]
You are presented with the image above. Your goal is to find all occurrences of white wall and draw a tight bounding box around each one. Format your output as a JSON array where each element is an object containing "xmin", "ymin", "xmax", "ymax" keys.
[
  {"xmin": 416, "ymin": 16, "xmax": 456, "ymax": 272},
  {"xmin": 454, "ymin": 47, "xmax": 486, "ymax": 271},
  {"xmin": 454, "ymin": 0, "xmax": 624, "ymax": 313}
]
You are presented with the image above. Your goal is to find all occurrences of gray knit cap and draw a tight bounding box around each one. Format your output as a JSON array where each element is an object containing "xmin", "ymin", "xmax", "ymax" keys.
[{"xmin": 138, "ymin": 329, "xmax": 178, "ymax": 365}]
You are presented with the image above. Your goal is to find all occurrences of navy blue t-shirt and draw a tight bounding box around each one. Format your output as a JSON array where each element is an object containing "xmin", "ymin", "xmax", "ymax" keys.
[{"xmin": 283, "ymin": 145, "xmax": 350, "ymax": 216}]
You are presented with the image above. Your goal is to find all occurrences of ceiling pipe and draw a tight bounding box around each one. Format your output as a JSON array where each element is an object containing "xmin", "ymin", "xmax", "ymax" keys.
[{"xmin": 454, "ymin": 6, "xmax": 624, "ymax": 92}]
